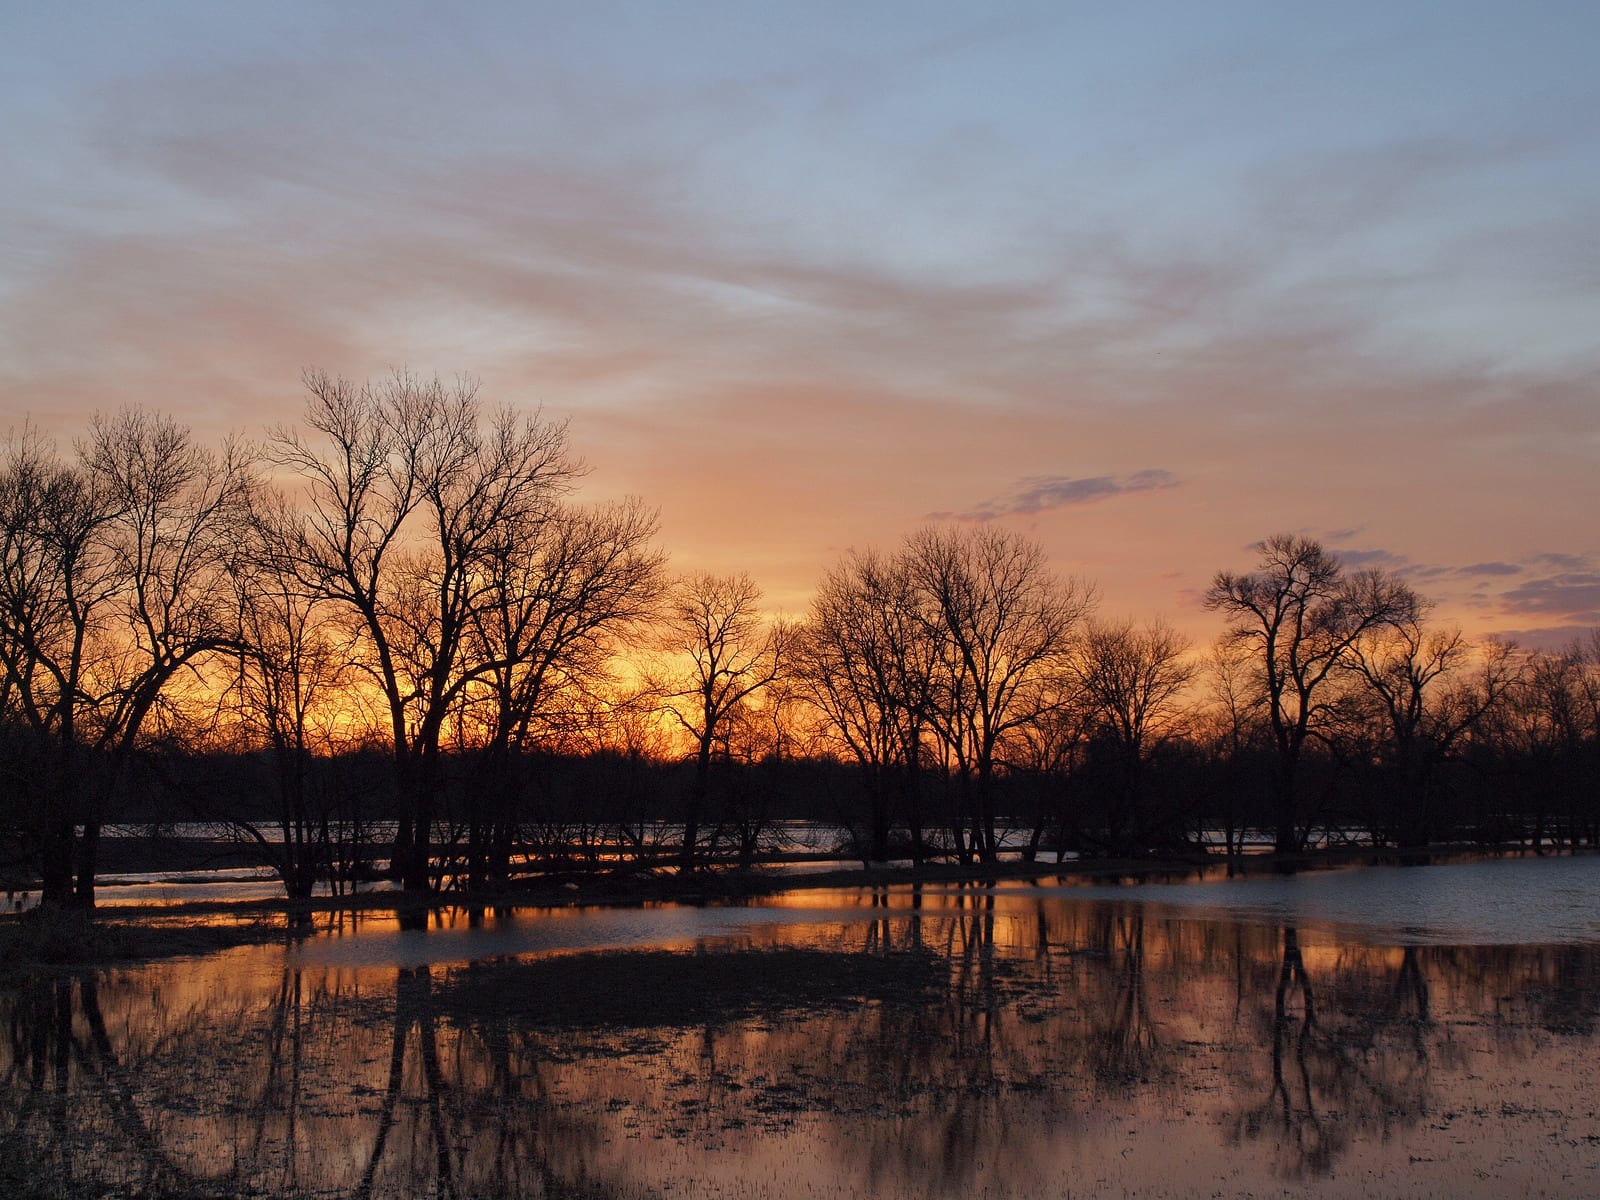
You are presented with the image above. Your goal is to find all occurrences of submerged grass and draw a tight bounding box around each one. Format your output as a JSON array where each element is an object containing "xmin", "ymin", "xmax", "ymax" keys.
[
  {"xmin": 0, "ymin": 907, "xmax": 286, "ymax": 983},
  {"xmin": 436, "ymin": 946, "xmax": 947, "ymax": 1032},
  {"xmin": 0, "ymin": 907, "xmax": 129, "ymax": 972}
]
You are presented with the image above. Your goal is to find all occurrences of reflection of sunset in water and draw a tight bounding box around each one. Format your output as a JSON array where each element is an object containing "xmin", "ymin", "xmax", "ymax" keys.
[{"xmin": 4, "ymin": 878, "xmax": 1600, "ymax": 1198}]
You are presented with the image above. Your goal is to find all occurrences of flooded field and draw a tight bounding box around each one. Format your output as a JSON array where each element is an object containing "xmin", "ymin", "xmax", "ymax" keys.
[{"xmin": 4, "ymin": 856, "xmax": 1600, "ymax": 1198}]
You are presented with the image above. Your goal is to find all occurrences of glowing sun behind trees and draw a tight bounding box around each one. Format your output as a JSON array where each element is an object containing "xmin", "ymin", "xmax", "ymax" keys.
[
  {"xmin": 267, "ymin": 371, "xmax": 664, "ymax": 894},
  {"xmin": 799, "ymin": 526, "xmax": 1093, "ymax": 866},
  {"xmin": 1, "ymin": 377, "xmax": 1591, "ymax": 907},
  {"xmin": 650, "ymin": 570, "xmax": 792, "ymax": 873}
]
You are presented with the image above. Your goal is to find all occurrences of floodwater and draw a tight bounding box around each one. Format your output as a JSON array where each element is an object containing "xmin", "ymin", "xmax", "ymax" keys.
[{"xmin": 4, "ymin": 856, "xmax": 1600, "ymax": 1198}]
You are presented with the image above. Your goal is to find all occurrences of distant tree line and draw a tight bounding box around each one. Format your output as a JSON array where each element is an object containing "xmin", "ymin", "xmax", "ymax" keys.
[{"xmin": 1, "ymin": 377, "xmax": 1596, "ymax": 906}]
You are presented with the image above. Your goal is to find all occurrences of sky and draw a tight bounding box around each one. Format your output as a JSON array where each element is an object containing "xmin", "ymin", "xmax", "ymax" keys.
[{"xmin": 2, "ymin": 1, "xmax": 1597, "ymax": 647}]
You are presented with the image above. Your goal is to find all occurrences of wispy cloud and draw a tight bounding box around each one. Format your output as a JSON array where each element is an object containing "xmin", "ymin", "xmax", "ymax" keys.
[
  {"xmin": 1529, "ymin": 552, "xmax": 1591, "ymax": 571},
  {"xmin": 1320, "ymin": 550, "xmax": 1600, "ymax": 641},
  {"xmin": 932, "ymin": 469, "xmax": 1178, "ymax": 523},
  {"xmin": 0, "ymin": 5, "xmax": 1594, "ymax": 642},
  {"xmin": 1497, "ymin": 556, "xmax": 1600, "ymax": 623},
  {"xmin": 1338, "ymin": 547, "xmax": 1408, "ymax": 568},
  {"xmin": 1333, "ymin": 546, "xmax": 1452, "ymax": 580},
  {"xmin": 1483, "ymin": 625, "xmax": 1598, "ymax": 652}
]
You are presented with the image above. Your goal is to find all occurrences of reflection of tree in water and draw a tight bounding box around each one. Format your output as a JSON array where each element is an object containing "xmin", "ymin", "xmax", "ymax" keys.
[
  {"xmin": 3, "ymin": 908, "xmax": 1600, "ymax": 1198},
  {"xmin": 1232, "ymin": 926, "xmax": 1339, "ymax": 1176},
  {"xmin": 1480, "ymin": 943, "xmax": 1600, "ymax": 1038},
  {"xmin": 1228, "ymin": 928, "xmax": 1439, "ymax": 1181},
  {"xmin": 460, "ymin": 939, "xmax": 1019, "ymax": 1197},
  {"xmin": 0, "ymin": 973, "xmax": 238, "ymax": 1198},
  {"xmin": 0, "ymin": 957, "xmax": 637, "ymax": 1200},
  {"xmin": 341, "ymin": 963, "xmax": 640, "ymax": 1200},
  {"xmin": 854, "ymin": 885, "xmax": 1027, "ymax": 1194},
  {"xmin": 358, "ymin": 965, "xmax": 454, "ymax": 1199},
  {"xmin": 1082, "ymin": 911, "xmax": 1162, "ymax": 1083}
]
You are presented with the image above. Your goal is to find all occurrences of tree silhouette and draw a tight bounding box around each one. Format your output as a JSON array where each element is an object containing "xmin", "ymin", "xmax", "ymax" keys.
[
  {"xmin": 1206, "ymin": 534, "xmax": 1417, "ymax": 853},
  {"xmin": 797, "ymin": 549, "xmax": 937, "ymax": 864},
  {"xmin": 461, "ymin": 496, "xmax": 664, "ymax": 887},
  {"xmin": 1346, "ymin": 615, "xmax": 1516, "ymax": 846},
  {"xmin": 0, "ymin": 414, "xmax": 252, "ymax": 905},
  {"xmin": 1071, "ymin": 616, "xmax": 1195, "ymax": 852},
  {"xmin": 270, "ymin": 371, "xmax": 577, "ymax": 892},
  {"xmin": 654, "ymin": 570, "xmax": 789, "ymax": 872},
  {"xmin": 905, "ymin": 525, "xmax": 1092, "ymax": 862}
]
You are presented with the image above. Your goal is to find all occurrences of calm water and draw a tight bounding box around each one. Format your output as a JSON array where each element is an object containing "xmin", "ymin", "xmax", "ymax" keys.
[{"xmin": 4, "ymin": 855, "xmax": 1600, "ymax": 1198}]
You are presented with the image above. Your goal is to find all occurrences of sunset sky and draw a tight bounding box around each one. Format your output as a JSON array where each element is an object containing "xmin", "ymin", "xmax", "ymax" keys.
[{"xmin": 3, "ymin": 2, "xmax": 1596, "ymax": 646}]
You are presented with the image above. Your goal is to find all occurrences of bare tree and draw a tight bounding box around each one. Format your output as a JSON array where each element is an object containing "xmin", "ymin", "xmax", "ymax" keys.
[
  {"xmin": 1347, "ymin": 612, "xmax": 1517, "ymax": 847},
  {"xmin": 0, "ymin": 414, "xmax": 252, "ymax": 905},
  {"xmin": 460, "ymin": 496, "xmax": 665, "ymax": 887},
  {"xmin": 271, "ymin": 371, "xmax": 577, "ymax": 892},
  {"xmin": 0, "ymin": 426, "xmax": 115, "ymax": 905},
  {"xmin": 1195, "ymin": 635, "xmax": 1272, "ymax": 858},
  {"xmin": 654, "ymin": 571, "xmax": 790, "ymax": 872},
  {"xmin": 1003, "ymin": 671, "xmax": 1094, "ymax": 862},
  {"xmin": 796, "ymin": 549, "xmax": 937, "ymax": 864},
  {"xmin": 904, "ymin": 526, "xmax": 1093, "ymax": 863},
  {"xmin": 578, "ymin": 687, "xmax": 681, "ymax": 866},
  {"xmin": 221, "ymin": 490, "xmax": 359, "ymax": 899},
  {"xmin": 1205, "ymin": 534, "xmax": 1419, "ymax": 853},
  {"xmin": 1483, "ymin": 642, "xmax": 1596, "ymax": 849},
  {"xmin": 1071, "ymin": 617, "xmax": 1196, "ymax": 852}
]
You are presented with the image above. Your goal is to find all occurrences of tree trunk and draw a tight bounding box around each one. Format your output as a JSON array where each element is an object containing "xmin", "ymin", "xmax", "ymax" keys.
[
  {"xmin": 680, "ymin": 742, "xmax": 711, "ymax": 874},
  {"xmin": 1272, "ymin": 757, "xmax": 1300, "ymax": 855},
  {"xmin": 40, "ymin": 748, "xmax": 79, "ymax": 907},
  {"xmin": 400, "ymin": 749, "xmax": 438, "ymax": 893},
  {"xmin": 73, "ymin": 819, "xmax": 100, "ymax": 908},
  {"xmin": 40, "ymin": 818, "xmax": 75, "ymax": 907}
]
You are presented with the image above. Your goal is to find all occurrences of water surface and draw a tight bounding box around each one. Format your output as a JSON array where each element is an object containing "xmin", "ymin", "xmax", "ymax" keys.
[{"xmin": 4, "ymin": 855, "xmax": 1599, "ymax": 1198}]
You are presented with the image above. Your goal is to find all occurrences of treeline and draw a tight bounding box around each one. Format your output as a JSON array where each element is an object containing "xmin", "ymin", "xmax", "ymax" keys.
[{"xmin": 1, "ymin": 376, "xmax": 1596, "ymax": 906}]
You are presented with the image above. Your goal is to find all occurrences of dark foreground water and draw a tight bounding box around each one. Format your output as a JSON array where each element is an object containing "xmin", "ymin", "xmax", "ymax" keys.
[{"xmin": 4, "ymin": 856, "xmax": 1600, "ymax": 1198}]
